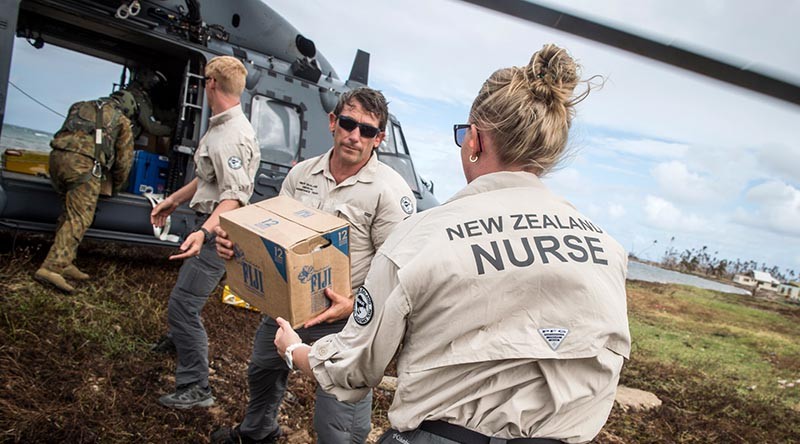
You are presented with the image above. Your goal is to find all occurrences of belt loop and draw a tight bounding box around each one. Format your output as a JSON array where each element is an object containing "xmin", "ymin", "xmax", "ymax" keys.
[{"xmin": 489, "ymin": 438, "xmax": 508, "ymax": 444}]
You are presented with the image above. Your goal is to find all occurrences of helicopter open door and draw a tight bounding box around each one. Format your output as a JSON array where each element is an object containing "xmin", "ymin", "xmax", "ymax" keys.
[{"xmin": 0, "ymin": 0, "xmax": 21, "ymax": 134}]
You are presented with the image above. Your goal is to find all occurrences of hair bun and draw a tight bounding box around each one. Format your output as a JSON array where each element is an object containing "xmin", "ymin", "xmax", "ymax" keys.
[{"xmin": 525, "ymin": 44, "xmax": 579, "ymax": 106}]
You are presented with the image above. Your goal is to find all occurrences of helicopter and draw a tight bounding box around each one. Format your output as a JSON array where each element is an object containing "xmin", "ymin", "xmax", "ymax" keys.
[
  {"xmin": 2, "ymin": 0, "xmax": 797, "ymax": 250},
  {"xmin": 0, "ymin": 0, "xmax": 439, "ymax": 246}
]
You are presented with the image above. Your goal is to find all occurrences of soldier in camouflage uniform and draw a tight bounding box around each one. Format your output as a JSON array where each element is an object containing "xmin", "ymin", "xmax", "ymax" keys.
[
  {"xmin": 123, "ymin": 67, "xmax": 172, "ymax": 139},
  {"xmin": 34, "ymin": 91, "xmax": 136, "ymax": 293}
]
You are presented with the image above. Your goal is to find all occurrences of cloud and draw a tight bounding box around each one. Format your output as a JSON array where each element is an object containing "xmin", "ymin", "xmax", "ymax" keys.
[
  {"xmin": 592, "ymin": 136, "xmax": 689, "ymax": 159},
  {"xmin": 584, "ymin": 203, "xmax": 629, "ymax": 225},
  {"xmin": 609, "ymin": 203, "xmax": 626, "ymax": 219},
  {"xmin": 543, "ymin": 167, "xmax": 586, "ymax": 194},
  {"xmin": 402, "ymin": 127, "xmax": 465, "ymax": 202},
  {"xmin": 651, "ymin": 160, "xmax": 717, "ymax": 203},
  {"xmin": 539, "ymin": 0, "xmax": 800, "ymax": 82},
  {"xmin": 595, "ymin": 163, "xmax": 650, "ymax": 179},
  {"xmin": 643, "ymin": 195, "xmax": 710, "ymax": 233},
  {"xmin": 733, "ymin": 181, "xmax": 800, "ymax": 237},
  {"xmin": 757, "ymin": 143, "xmax": 800, "ymax": 184}
]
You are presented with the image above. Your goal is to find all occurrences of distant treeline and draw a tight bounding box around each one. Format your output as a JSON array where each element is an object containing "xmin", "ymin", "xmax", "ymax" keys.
[{"xmin": 656, "ymin": 245, "xmax": 797, "ymax": 283}]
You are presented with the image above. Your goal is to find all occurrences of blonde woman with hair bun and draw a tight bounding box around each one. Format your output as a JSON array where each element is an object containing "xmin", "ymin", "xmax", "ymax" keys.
[{"xmin": 276, "ymin": 44, "xmax": 630, "ymax": 444}]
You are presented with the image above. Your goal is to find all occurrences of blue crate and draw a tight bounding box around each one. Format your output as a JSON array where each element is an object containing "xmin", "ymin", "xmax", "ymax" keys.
[{"xmin": 127, "ymin": 150, "xmax": 169, "ymax": 195}]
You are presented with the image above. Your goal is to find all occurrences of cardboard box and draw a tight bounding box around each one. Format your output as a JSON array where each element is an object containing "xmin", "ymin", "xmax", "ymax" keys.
[
  {"xmin": 134, "ymin": 134, "xmax": 155, "ymax": 151},
  {"xmin": 220, "ymin": 196, "xmax": 351, "ymax": 327}
]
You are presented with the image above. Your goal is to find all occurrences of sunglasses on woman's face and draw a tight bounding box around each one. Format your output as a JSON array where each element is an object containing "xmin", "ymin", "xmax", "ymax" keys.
[
  {"xmin": 337, "ymin": 115, "xmax": 381, "ymax": 138},
  {"xmin": 453, "ymin": 124, "xmax": 470, "ymax": 147}
]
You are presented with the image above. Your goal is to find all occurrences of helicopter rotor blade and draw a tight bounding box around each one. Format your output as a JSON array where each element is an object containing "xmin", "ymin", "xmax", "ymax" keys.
[{"xmin": 461, "ymin": 0, "xmax": 800, "ymax": 106}]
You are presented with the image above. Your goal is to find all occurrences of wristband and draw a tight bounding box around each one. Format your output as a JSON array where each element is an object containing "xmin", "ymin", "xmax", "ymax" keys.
[
  {"xmin": 284, "ymin": 342, "xmax": 309, "ymax": 370},
  {"xmin": 197, "ymin": 227, "xmax": 212, "ymax": 244}
]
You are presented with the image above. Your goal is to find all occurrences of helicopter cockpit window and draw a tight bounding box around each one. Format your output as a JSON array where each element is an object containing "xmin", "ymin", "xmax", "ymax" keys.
[
  {"xmin": 377, "ymin": 122, "xmax": 397, "ymax": 154},
  {"xmin": 250, "ymin": 96, "xmax": 301, "ymax": 165},
  {"xmin": 391, "ymin": 123, "xmax": 408, "ymax": 155},
  {"xmin": 376, "ymin": 122, "xmax": 419, "ymax": 193},
  {"xmin": 377, "ymin": 152, "xmax": 420, "ymax": 194}
]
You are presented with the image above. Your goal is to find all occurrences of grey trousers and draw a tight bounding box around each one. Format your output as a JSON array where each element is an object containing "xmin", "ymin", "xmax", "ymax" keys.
[
  {"xmin": 167, "ymin": 237, "xmax": 226, "ymax": 388},
  {"xmin": 239, "ymin": 316, "xmax": 373, "ymax": 443}
]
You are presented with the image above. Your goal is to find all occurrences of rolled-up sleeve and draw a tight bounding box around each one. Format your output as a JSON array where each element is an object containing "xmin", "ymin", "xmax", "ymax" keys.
[
  {"xmin": 209, "ymin": 141, "xmax": 257, "ymax": 206},
  {"xmin": 308, "ymin": 252, "xmax": 410, "ymax": 402}
]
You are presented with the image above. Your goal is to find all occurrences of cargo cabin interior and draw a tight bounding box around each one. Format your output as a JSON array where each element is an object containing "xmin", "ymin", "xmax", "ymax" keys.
[{"xmin": 0, "ymin": 1, "xmax": 210, "ymax": 243}]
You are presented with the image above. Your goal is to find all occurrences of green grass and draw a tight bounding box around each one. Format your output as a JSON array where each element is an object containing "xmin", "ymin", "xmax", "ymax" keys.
[
  {"xmin": 2, "ymin": 234, "xmax": 799, "ymax": 443},
  {"xmin": 626, "ymin": 281, "xmax": 800, "ymax": 408},
  {"xmin": 2, "ymin": 254, "xmax": 165, "ymax": 359}
]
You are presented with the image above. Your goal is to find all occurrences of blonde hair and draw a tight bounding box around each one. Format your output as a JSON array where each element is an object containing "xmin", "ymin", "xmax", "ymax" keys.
[
  {"xmin": 470, "ymin": 44, "xmax": 593, "ymax": 175},
  {"xmin": 205, "ymin": 56, "xmax": 247, "ymax": 97}
]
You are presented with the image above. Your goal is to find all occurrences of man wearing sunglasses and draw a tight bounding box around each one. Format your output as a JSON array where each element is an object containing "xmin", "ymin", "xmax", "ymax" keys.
[{"xmin": 212, "ymin": 87, "xmax": 416, "ymax": 444}]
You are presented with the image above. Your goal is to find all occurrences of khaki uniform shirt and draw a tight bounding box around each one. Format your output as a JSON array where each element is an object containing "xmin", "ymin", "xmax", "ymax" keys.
[
  {"xmin": 281, "ymin": 148, "xmax": 416, "ymax": 290},
  {"xmin": 308, "ymin": 171, "xmax": 631, "ymax": 443},
  {"xmin": 190, "ymin": 106, "xmax": 260, "ymax": 214}
]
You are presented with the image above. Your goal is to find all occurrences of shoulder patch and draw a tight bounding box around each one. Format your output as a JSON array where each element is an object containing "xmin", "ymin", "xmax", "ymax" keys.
[
  {"xmin": 539, "ymin": 328, "xmax": 569, "ymax": 351},
  {"xmin": 353, "ymin": 286, "xmax": 374, "ymax": 326},
  {"xmin": 227, "ymin": 156, "xmax": 243, "ymax": 170},
  {"xmin": 400, "ymin": 196, "xmax": 414, "ymax": 215}
]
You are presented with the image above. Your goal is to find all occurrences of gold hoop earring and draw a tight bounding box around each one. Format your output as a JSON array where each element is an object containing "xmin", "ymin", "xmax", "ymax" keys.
[{"xmin": 469, "ymin": 154, "xmax": 479, "ymax": 163}]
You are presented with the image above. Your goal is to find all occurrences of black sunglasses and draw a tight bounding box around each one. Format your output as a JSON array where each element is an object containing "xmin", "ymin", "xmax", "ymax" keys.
[
  {"xmin": 337, "ymin": 115, "xmax": 381, "ymax": 138},
  {"xmin": 454, "ymin": 123, "xmax": 484, "ymax": 152},
  {"xmin": 453, "ymin": 124, "xmax": 470, "ymax": 147}
]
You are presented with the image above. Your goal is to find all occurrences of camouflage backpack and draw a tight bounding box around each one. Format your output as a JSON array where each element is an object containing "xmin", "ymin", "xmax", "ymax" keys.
[{"xmin": 50, "ymin": 98, "xmax": 123, "ymax": 171}]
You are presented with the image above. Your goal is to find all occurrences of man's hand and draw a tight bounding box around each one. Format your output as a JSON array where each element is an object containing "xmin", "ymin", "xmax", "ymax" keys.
[
  {"xmin": 304, "ymin": 287, "xmax": 354, "ymax": 328},
  {"xmin": 274, "ymin": 317, "xmax": 302, "ymax": 357},
  {"xmin": 169, "ymin": 230, "xmax": 205, "ymax": 260},
  {"xmin": 214, "ymin": 226, "xmax": 236, "ymax": 260},
  {"xmin": 151, "ymin": 196, "xmax": 179, "ymax": 227}
]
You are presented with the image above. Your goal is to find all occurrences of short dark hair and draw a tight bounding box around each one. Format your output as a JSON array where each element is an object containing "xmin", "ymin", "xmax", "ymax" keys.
[{"xmin": 333, "ymin": 87, "xmax": 389, "ymax": 130}]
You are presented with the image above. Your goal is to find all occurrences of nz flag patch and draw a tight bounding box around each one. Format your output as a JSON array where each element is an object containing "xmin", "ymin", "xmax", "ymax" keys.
[
  {"xmin": 539, "ymin": 328, "xmax": 569, "ymax": 351},
  {"xmin": 227, "ymin": 156, "xmax": 243, "ymax": 170},
  {"xmin": 353, "ymin": 286, "xmax": 374, "ymax": 326}
]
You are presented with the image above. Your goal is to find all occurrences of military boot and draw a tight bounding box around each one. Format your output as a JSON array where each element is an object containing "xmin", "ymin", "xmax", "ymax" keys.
[
  {"xmin": 62, "ymin": 264, "xmax": 90, "ymax": 281},
  {"xmin": 34, "ymin": 268, "xmax": 75, "ymax": 293}
]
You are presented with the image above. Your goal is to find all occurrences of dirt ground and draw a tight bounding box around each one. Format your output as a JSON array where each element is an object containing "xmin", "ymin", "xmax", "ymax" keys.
[{"xmin": 1, "ymin": 232, "xmax": 798, "ymax": 443}]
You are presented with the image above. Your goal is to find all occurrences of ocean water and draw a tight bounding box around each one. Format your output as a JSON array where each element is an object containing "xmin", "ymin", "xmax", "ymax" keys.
[
  {"xmin": 628, "ymin": 260, "xmax": 749, "ymax": 295},
  {"xmin": 0, "ymin": 123, "xmax": 53, "ymax": 154}
]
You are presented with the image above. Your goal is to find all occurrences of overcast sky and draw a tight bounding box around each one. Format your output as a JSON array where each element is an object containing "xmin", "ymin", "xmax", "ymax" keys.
[{"xmin": 4, "ymin": 0, "xmax": 799, "ymax": 274}]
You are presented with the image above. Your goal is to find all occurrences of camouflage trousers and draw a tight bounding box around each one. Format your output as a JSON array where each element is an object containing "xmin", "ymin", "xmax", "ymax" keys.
[{"xmin": 41, "ymin": 150, "xmax": 101, "ymax": 272}]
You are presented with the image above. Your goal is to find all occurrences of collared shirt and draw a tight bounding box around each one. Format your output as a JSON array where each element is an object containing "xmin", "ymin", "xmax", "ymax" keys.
[
  {"xmin": 308, "ymin": 171, "xmax": 631, "ymax": 443},
  {"xmin": 190, "ymin": 105, "xmax": 260, "ymax": 214},
  {"xmin": 281, "ymin": 148, "xmax": 416, "ymax": 291}
]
